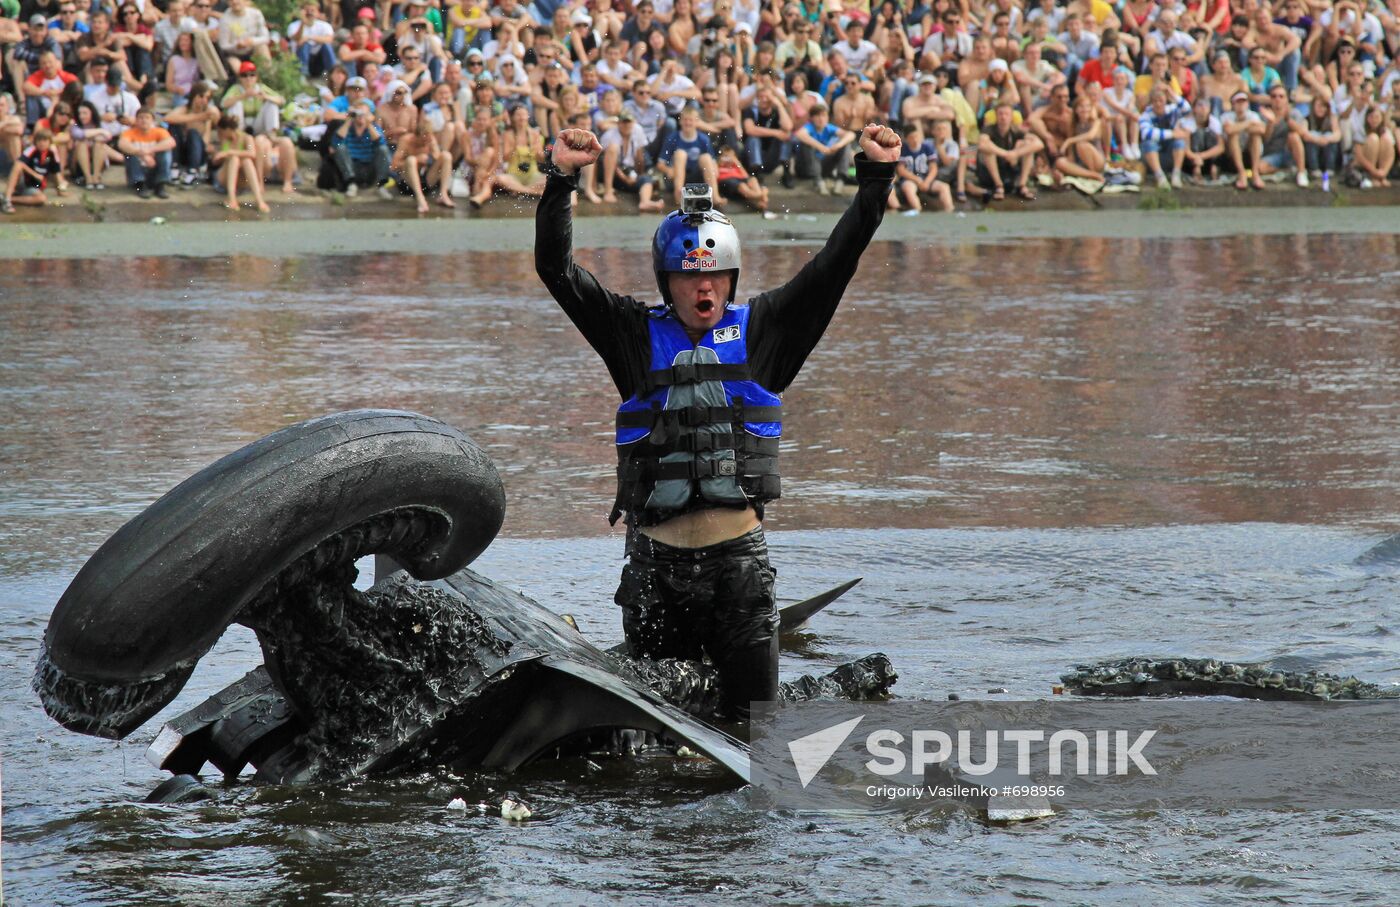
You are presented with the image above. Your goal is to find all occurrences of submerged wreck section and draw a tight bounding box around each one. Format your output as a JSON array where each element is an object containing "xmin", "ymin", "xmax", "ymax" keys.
[
  {"xmin": 35, "ymin": 409, "xmax": 895, "ymax": 796},
  {"xmin": 1062, "ymin": 657, "xmax": 1400, "ymax": 701}
]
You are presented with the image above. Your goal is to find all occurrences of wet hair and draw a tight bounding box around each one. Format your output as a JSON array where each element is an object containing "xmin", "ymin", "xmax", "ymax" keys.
[{"xmin": 217, "ymin": 113, "xmax": 239, "ymax": 130}]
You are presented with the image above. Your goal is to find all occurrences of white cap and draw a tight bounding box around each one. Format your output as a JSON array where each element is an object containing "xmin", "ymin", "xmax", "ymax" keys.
[
  {"xmin": 988, "ymin": 58, "xmax": 1009, "ymax": 72},
  {"xmin": 385, "ymin": 78, "xmax": 410, "ymax": 97},
  {"xmin": 734, "ymin": 21, "xmax": 752, "ymax": 33},
  {"xmin": 499, "ymin": 53, "xmax": 518, "ymax": 66},
  {"xmin": 570, "ymin": 8, "xmax": 592, "ymax": 25}
]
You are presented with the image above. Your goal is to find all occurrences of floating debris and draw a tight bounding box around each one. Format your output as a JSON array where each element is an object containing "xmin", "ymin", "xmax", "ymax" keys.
[
  {"xmin": 501, "ymin": 798, "xmax": 532, "ymax": 821},
  {"xmin": 1061, "ymin": 657, "xmax": 1400, "ymax": 701}
]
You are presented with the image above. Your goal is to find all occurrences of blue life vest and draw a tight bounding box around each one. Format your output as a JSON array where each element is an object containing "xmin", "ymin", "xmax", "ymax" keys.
[{"xmin": 612, "ymin": 304, "xmax": 782, "ymax": 526}]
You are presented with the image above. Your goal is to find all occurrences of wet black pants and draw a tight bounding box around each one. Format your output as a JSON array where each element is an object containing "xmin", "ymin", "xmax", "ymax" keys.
[{"xmin": 616, "ymin": 526, "xmax": 779, "ymax": 718}]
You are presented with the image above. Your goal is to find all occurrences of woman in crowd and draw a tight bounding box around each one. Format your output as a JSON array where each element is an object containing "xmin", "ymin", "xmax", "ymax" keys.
[
  {"xmin": 1351, "ymin": 104, "xmax": 1396, "ymax": 187},
  {"xmin": 1102, "ymin": 64, "xmax": 1141, "ymax": 159},
  {"xmin": 69, "ymin": 101, "xmax": 119, "ymax": 190},
  {"xmin": 113, "ymin": 2, "xmax": 157, "ymax": 97},
  {"xmin": 463, "ymin": 105, "xmax": 500, "ymax": 207},
  {"xmin": 1054, "ymin": 93, "xmax": 1108, "ymax": 182},
  {"xmin": 33, "ymin": 103, "xmax": 74, "ymax": 193},
  {"xmin": 320, "ymin": 64, "xmax": 350, "ymax": 104},
  {"xmin": 210, "ymin": 112, "xmax": 270, "ymax": 211},
  {"xmin": 491, "ymin": 102, "xmax": 546, "ymax": 198},
  {"xmin": 590, "ymin": 0, "xmax": 626, "ymax": 40},
  {"xmin": 635, "ymin": 28, "xmax": 674, "ymax": 74},
  {"xmin": 701, "ymin": 46, "xmax": 742, "ymax": 121},
  {"xmin": 165, "ymin": 30, "xmax": 202, "ymax": 105},
  {"xmin": 165, "ymin": 81, "xmax": 220, "ymax": 186},
  {"xmin": 1298, "ymin": 92, "xmax": 1342, "ymax": 180},
  {"xmin": 392, "ymin": 114, "xmax": 453, "ymax": 212},
  {"xmin": 668, "ymin": 0, "xmax": 699, "ymax": 55},
  {"xmin": 422, "ymin": 80, "xmax": 465, "ymax": 165}
]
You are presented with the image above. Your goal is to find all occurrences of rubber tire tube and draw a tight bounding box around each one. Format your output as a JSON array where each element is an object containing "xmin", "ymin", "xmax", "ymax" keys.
[{"xmin": 36, "ymin": 409, "xmax": 506, "ymax": 739}]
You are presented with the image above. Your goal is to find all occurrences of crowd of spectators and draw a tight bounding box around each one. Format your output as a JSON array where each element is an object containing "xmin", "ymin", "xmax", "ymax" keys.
[{"xmin": 1, "ymin": 0, "xmax": 1398, "ymax": 214}]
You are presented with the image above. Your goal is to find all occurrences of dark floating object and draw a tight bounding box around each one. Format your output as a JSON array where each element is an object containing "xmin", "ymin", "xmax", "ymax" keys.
[
  {"xmin": 1061, "ymin": 656, "xmax": 1400, "ymax": 701},
  {"xmin": 1356, "ymin": 533, "xmax": 1400, "ymax": 567},
  {"xmin": 34, "ymin": 410, "xmax": 895, "ymax": 793}
]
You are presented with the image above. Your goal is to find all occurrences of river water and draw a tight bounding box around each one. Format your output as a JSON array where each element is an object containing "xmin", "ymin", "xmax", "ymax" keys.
[{"xmin": 3, "ymin": 224, "xmax": 1400, "ymax": 905}]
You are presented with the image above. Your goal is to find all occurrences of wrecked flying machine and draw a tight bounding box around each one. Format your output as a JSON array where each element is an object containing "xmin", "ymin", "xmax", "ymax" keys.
[{"xmin": 33, "ymin": 410, "xmax": 895, "ymax": 799}]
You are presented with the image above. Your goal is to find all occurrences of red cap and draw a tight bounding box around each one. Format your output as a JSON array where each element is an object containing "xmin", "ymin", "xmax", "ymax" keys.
[
  {"xmin": 357, "ymin": 7, "xmax": 375, "ymax": 17},
  {"xmin": 239, "ymin": 60, "xmax": 257, "ymax": 74}
]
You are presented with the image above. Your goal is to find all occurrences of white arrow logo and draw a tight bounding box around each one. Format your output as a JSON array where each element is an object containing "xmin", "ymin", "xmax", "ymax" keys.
[{"xmin": 788, "ymin": 716, "xmax": 865, "ymax": 788}]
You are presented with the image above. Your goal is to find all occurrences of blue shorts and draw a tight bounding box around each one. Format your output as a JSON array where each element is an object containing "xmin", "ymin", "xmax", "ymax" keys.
[
  {"xmin": 1141, "ymin": 136, "xmax": 1184, "ymax": 155},
  {"xmin": 1260, "ymin": 150, "xmax": 1290, "ymax": 170}
]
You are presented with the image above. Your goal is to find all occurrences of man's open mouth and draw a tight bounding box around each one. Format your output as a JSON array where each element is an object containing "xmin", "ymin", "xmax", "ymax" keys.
[{"xmin": 697, "ymin": 300, "xmax": 716, "ymax": 315}]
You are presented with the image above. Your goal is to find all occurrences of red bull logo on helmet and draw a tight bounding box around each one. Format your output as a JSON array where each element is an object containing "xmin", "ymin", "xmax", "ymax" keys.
[{"xmin": 681, "ymin": 247, "xmax": 719, "ymax": 271}]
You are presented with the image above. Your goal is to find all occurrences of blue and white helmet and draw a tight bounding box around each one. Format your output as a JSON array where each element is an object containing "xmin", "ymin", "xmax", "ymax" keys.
[{"xmin": 651, "ymin": 203, "xmax": 741, "ymax": 306}]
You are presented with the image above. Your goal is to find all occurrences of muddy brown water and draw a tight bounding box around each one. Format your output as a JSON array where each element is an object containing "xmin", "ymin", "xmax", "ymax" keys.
[{"xmin": 3, "ymin": 225, "xmax": 1400, "ymax": 905}]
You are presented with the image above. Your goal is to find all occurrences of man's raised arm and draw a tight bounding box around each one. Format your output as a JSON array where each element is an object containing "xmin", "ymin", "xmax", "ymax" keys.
[
  {"xmin": 534, "ymin": 129, "xmax": 651, "ymax": 399},
  {"xmin": 746, "ymin": 124, "xmax": 900, "ymax": 393}
]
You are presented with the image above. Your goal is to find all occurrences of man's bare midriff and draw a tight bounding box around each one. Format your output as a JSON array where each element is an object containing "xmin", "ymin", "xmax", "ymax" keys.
[{"xmin": 640, "ymin": 504, "xmax": 761, "ymax": 549}]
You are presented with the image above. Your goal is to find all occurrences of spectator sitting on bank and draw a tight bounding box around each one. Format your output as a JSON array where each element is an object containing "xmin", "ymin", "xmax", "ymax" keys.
[
  {"xmin": 390, "ymin": 114, "xmax": 452, "ymax": 212},
  {"xmin": 977, "ymin": 99, "xmax": 1042, "ymax": 200},
  {"xmin": 794, "ymin": 102, "xmax": 855, "ymax": 194},
  {"xmin": 1350, "ymin": 105, "xmax": 1396, "ymax": 189},
  {"xmin": 741, "ymin": 84, "xmax": 792, "ymax": 183},
  {"xmin": 75, "ymin": 12, "xmax": 134, "ymax": 93},
  {"xmin": 1257, "ymin": 84, "xmax": 1308, "ymax": 185},
  {"xmin": 164, "ymin": 30, "xmax": 202, "ymax": 106},
  {"xmin": 49, "ymin": 3, "xmax": 90, "ymax": 66},
  {"xmin": 599, "ymin": 108, "xmax": 662, "ymax": 209},
  {"xmin": 1297, "ymin": 94, "xmax": 1342, "ymax": 184},
  {"xmin": 338, "ymin": 19, "xmax": 388, "ymax": 73},
  {"xmin": 461, "ymin": 105, "xmax": 499, "ymax": 207},
  {"xmin": 1054, "ymin": 93, "xmax": 1108, "ymax": 184},
  {"xmin": 67, "ymin": 101, "xmax": 115, "ymax": 188},
  {"xmin": 891, "ymin": 122, "xmax": 953, "ymax": 213},
  {"xmin": 422, "ymin": 81, "xmax": 465, "ymax": 168},
  {"xmin": 32, "ymin": 101, "xmax": 73, "ymax": 189},
  {"xmin": 378, "ymin": 80, "xmax": 418, "ymax": 148},
  {"xmin": 217, "ymin": 0, "xmax": 271, "ymax": 73},
  {"xmin": 1139, "ymin": 85, "xmax": 1192, "ymax": 188},
  {"xmin": 2, "ymin": 126, "xmax": 61, "ymax": 213},
  {"xmin": 116, "ymin": 105, "xmax": 175, "ymax": 198},
  {"xmin": 0, "ymin": 94, "xmax": 23, "ymax": 167},
  {"xmin": 696, "ymin": 84, "xmax": 740, "ymax": 151},
  {"xmin": 111, "ymin": 4, "xmax": 156, "ymax": 97},
  {"xmin": 658, "ymin": 103, "xmax": 720, "ymax": 203},
  {"xmin": 86, "ymin": 61, "xmax": 140, "ymax": 137},
  {"xmin": 12, "ymin": 16, "xmax": 62, "ymax": 110},
  {"xmin": 327, "ymin": 99, "xmax": 392, "ymax": 197},
  {"xmin": 165, "ymin": 81, "xmax": 219, "ymax": 186},
  {"xmin": 392, "ymin": 43, "xmax": 436, "ymax": 106},
  {"xmin": 288, "ymin": 1, "xmax": 336, "ymax": 78},
  {"xmin": 153, "ymin": 0, "xmax": 195, "ymax": 62},
  {"xmin": 715, "ymin": 143, "xmax": 773, "ymax": 214},
  {"xmin": 221, "ymin": 61, "xmax": 283, "ymax": 137},
  {"xmin": 1101, "ymin": 65, "xmax": 1140, "ymax": 161},
  {"xmin": 1220, "ymin": 89, "xmax": 1267, "ymax": 190},
  {"xmin": 21, "ymin": 50, "xmax": 76, "ymax": 127},
  {"xmin": 210, "ymin": 112, "xmax": 270, "ymax": 210},
  {"xmin": 488, "ymin": 102, "xmax": 546, "ymax": 199},
  {"xmin": 324, "ymin": 75, "xmax": 372, "ymax": 124},
  {"xmin": 392, "ymin": 0, "xmax": 447, "ymax": 83},
  {"xmin": 1181, "ymin": 95, "xmax": 1226, "ymax": 183}
]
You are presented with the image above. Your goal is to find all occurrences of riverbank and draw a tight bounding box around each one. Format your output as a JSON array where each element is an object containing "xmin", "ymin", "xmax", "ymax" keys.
[{"xmin": 2, "ymin": 200, "xmax": 1399, "ymax": 260}]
